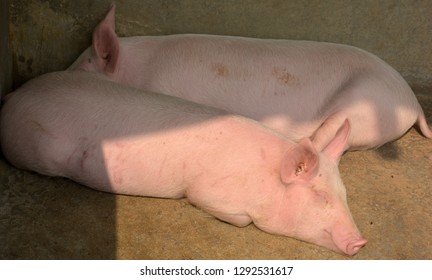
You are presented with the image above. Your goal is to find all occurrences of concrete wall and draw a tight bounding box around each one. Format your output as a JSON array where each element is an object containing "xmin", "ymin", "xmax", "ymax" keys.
[
  {"xmin": 8, "ymin": 0, "xmax": 432, "ymax": 94},
  {"xmin": 1, "ymin": 0, "xmax": 11, "ymax": 98}
]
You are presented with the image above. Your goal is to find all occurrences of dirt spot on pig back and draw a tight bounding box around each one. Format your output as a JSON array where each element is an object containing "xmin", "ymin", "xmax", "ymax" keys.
[
  {"xmin": 211, "ymin": 63, "xmax": 229, "ymax": 78},
  {"xmin": 272, "ymin": 67, "xmax": 301, "ymax": 87}
]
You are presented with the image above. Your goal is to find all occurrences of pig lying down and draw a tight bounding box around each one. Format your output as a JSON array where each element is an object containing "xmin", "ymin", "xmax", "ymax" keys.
[
  {"xmin": 0, "ymin": 71, "xmax": 366, "ymax": 255},
  {"xmin": 69, "ymin": 4, "xmax": 432, "ymax": 151}
]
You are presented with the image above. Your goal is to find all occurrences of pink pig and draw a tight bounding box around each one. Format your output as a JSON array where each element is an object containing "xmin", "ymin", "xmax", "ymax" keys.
[
  {"xmin": 0, "ymin": 71, "xmax": 366, "ymax": 255},
  {"xmin": 69, "ymin": 4, "xmax": 432, "ymax": 151}
]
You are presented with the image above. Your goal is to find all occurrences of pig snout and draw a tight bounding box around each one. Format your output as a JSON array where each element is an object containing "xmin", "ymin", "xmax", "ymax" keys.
[
  {"xmin": 330, "ymin": 222, "xmax": 368, "ymax": 256},
  {"xmin": 346, "ymin": 237, "xmax": 368, "ymax": 256}
]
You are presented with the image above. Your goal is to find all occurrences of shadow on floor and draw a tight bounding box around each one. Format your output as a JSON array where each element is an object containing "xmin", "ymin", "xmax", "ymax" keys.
[{"xmin": 0, "ymin": 153, "xmax": 117, "ymax": 259}]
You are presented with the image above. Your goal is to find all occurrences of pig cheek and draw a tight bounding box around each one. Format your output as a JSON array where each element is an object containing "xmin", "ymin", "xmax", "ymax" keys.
[
  {"xmin": 77, "ymin": 58, "xmax": 96, "ymax": 72},
  {"xmin": 289, "ymin": 188, "xmax": 341, "ymax": 249},
  {"xmin": 283, "ymin": 190, "xmax": 326, "ymax": 237},
  {"xmin": 79, "ymin": 54, "xmax": 105, "ymax": 74},
  {"xmin": 274, "ymin": 187, "xmax": 333, "ymax": 240}
]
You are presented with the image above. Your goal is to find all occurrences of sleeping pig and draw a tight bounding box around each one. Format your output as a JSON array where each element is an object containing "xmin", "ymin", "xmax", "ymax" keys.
[
  {"xmin": 0, "ymin": 71, "xmax": 366, "ymax": 255},
  {"xmin": 69, "ymin": 4, "xmax": 431, "ymax": 152}
]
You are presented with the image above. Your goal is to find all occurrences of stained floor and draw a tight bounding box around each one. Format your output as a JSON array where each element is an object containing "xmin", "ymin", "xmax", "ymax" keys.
[{"xmin": 1, "ymin": 93, "xmax": 431, "ymax": 260}]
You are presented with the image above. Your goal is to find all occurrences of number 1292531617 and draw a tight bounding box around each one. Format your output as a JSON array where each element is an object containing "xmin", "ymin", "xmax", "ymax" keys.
[{"xmin": 233, "ymin": 266, "xmax": 293, "ymax": 276}]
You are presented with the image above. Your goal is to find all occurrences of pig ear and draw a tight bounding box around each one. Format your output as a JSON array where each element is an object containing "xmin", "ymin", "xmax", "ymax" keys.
[
  {"xmin": 92, "ymin": 3, "xmax": 119, "ymax": 74},
  {"xmin": 322, "ymin": 119, "xmax": 350, "ymax": 162},
  {"xmin": 280, "ymin": 138, "xmax": 319, "ymax": 184}
]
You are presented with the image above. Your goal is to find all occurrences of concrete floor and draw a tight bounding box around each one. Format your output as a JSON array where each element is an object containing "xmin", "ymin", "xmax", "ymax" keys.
[{"xmin": 1, "ymin": 94, "xmax": 431, "ymax": 260}]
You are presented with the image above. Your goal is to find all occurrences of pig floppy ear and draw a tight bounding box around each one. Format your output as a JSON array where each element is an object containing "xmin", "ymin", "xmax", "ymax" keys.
[
  {"xmin": 92, "ymin": 3, "xmax": 119, "ymax": 74},
  {"xmin": 321, "ymin": 119, "xmax": 350, "ymax": 162},
  {"xmin": 280, "ymin": 138, "xmax": 319, "ymax": 184}
]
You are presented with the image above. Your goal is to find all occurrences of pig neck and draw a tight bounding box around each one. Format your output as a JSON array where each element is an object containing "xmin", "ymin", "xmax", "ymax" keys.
[
  {"xmin": 181, "ymin": 116, "xmax": 293, "ymax": 220},
  {"xmin": 116, "ymin": 37, "xmax": 162, "ymax": 87},
  {"xmin": 185, "ymin": 115, "xmax": 291, "ymax": 183}
]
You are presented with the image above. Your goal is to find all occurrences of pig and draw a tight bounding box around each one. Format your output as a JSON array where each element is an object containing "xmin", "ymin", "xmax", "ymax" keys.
[
  {"xmin": 69, "ymin": 4, "xmax": 432, "ymax": 152},
  {"xmin": 0, "ymin": 70, "xmax": 367, "ymax": 255}
]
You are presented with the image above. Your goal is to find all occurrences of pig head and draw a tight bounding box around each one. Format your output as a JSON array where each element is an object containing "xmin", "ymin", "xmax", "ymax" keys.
[{"xmin": 248, "ymin": 120, "xmax": 367, "ymax": 255}]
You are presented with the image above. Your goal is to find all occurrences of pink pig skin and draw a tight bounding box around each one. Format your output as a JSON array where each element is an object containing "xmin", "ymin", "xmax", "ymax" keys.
[
  {"xmin": 69, "ymin": 4, "xmax": 432, "ymax": 151},
  {"xmin": 0, "ymin": 71, "xmax": 366, "ymax": 255}
]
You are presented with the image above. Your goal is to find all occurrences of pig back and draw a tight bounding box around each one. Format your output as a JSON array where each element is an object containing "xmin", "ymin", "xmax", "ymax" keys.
[{"xmin": 0, "ymin": 71, "xmax": 226, "ymax": 192}]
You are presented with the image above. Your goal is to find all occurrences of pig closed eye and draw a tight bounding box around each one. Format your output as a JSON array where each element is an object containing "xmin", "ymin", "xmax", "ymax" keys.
[
  {"xmin": 312, "ymin": 188, "xmax": 330, "ymax": 205},
  {"xmin": 318, "ymin": 192, "xmax": 329, "ymax": 204}
]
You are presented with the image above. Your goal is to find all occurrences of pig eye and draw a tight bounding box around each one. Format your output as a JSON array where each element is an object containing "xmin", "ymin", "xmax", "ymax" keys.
[
  {"xmin": 87, "ymin": 58, "xmax": 92, "ymax": 64},
  {"xmin": 309, "ymin": 186, "xmax": 329, "ymax": 204},
  {"xmin": 314, "ymin": 190, "xmax": 330, "ymax": 205}
]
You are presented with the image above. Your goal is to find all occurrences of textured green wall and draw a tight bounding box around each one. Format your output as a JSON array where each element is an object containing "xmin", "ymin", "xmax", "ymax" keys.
[{"xmin": 8, "ymin": 0, "xmax": 432, "ymax": 93}]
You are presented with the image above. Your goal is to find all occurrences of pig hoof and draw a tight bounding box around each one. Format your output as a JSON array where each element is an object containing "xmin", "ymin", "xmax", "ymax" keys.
[{"xmin": 346, "ymin": 238, "xmax": 367, "ymax": 256}]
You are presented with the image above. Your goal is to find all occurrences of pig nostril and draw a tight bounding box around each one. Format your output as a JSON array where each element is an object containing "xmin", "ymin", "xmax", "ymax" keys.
[
  {"xmin": 351, "ymin": 245, "xmax": 362, "ymax": 254},
  {"xmin": 347, "ymin": 239, "xmax": 367, "ymax": 256}
]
